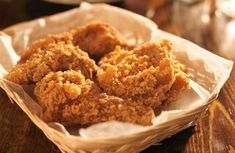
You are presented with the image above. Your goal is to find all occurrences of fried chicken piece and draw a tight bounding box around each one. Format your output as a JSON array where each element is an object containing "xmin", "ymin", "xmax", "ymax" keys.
[
  {"xmin": 17, "ymin": 22, "xmax": 132, "ymax": 64},
  {"xmin": 18, "ymin": 32, "xmax": 73, "ymax": 64},
  {"xmin": 6, "ymin": 42, "xmax": 97, "ymax": 84},
  {"xmin": 71, "ymin": 22, "xmax": 133, "ymax": 60},
  {"xmin": 34, "ymin": 70, "xmax": 154, "ymax": 125},
  {"xmin": 165, "ymin": 60, "xmax": 189, "ymax": 102},
  {"xmin": 97, "ymin": 40, "xmax": 189, "ymax": 109}
]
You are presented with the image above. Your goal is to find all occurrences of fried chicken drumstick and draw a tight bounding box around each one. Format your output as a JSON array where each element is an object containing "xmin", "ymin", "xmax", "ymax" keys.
[{"xmin": 34, "ymin": 70, "xmax": 154, "ymax": 125}]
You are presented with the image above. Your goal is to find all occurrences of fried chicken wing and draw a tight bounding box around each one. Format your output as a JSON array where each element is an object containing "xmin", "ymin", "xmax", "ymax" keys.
[
  {"xmin": 97, "ymin": 40, "xmax": 189, "ymax": 109},
  {"xmin": 6, "ymin": 42, "xmax": 97, "ymax": 84},
  {"xmin": 34, "ymin": 70, "xmax": 154, "ymax": 125},
  {"xmin": 71, "ymin": 22, "xmax": 133, "ymax": 60}
]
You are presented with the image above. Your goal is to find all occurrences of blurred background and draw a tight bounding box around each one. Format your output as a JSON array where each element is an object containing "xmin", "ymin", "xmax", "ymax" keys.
[
  {"xmin": 0, "ymin": 0, "xmax": 234, "ymax": 60},
  {"xmin": 0, "ymin": 0, "xmax": 234, "ymax": 153}
]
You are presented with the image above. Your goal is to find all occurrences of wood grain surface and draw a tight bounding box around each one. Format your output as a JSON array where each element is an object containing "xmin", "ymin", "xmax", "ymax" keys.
[{"xmin": 0, "ymin": 0, "xmax": 234, "ymax": 153}]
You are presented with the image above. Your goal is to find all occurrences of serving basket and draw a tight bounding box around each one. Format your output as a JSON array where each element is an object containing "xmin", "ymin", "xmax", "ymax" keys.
[{"xmin": 0, "ymin": 3, "xmax": 233, "ymax": 153}]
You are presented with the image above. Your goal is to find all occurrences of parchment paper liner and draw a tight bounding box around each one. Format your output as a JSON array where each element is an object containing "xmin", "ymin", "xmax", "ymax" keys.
[{"xmin": 0, "ymin": 3, "xmax": 233, "ymax": 153}]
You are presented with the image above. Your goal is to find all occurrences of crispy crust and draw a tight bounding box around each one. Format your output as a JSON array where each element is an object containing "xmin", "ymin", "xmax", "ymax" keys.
[
  {"xmin": 97, "ymin": 40, "xmax": 189, "ymax": 109},
  {"xmin": 6, "ymin": 42, "xmax": 97, "ymax": 84},
  {"xmin": 34, "ymin": 70, "xmax": 154, "ymax": 125},
  {"xmin": 18, "ymin": 32, "xmax": 73, "ymax": 64},
  {"xmin": 71, "ymin": 22, "xmax": 133, "ymax": 60},
  {"xmin": 6, "ymin": 22, "xmax": 189, "ymax": 126},
  {"xmin": 18, "ymin": 22, "xmax": 132, "ymax": 64}
]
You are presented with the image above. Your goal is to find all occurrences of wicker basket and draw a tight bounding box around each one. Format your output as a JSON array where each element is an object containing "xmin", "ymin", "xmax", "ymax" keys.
[{"xmin": 0, "ymin": 3, "xmax": 233, "ymax": 153}]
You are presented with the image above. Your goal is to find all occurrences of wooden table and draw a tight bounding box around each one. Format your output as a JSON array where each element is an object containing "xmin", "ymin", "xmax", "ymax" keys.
[{"xmin": 0, "ymin": 0, "xmax": 234, "ymax": 152}]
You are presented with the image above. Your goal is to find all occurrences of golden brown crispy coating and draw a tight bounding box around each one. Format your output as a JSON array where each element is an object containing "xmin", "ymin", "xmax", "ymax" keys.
[
  {"xmin": 71, "ymin": 22, "xmax": 133, "ymax": 60},
  {"xmin": 97, "ymin": 40, "xmax": 189, "ymax": 109},
  {"xmin": 6, "ymin": 42, "xmax": 97, "ymax": 84},
  {"xmin": 6, "ymin": 20, "xmax": 189, "ymax": 126},
  {"xmin": 18, "ymin": 22, "xmax": 132, "ymax": 63},
  {"xmin": 165, "ymin": 61, "xmax": 189, "ymax": 102},
  {"xmin": 34, "ymin": 70, "xmax": 154, "ymax": 125},
  {"xmin": 18, "ymin": 32, "xmax": 73, "ymax": 64}
]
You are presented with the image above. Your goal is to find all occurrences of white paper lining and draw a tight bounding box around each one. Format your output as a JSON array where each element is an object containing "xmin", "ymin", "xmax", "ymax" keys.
[{"xmin": 0, "ymin": 2, "xmax": 233, "ymax": 151}]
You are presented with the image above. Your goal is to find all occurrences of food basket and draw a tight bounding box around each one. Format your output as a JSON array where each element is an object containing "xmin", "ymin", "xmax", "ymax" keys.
[{"xmin": 0, "ymin": 3, "xmax": 233, "ymax": 153}]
